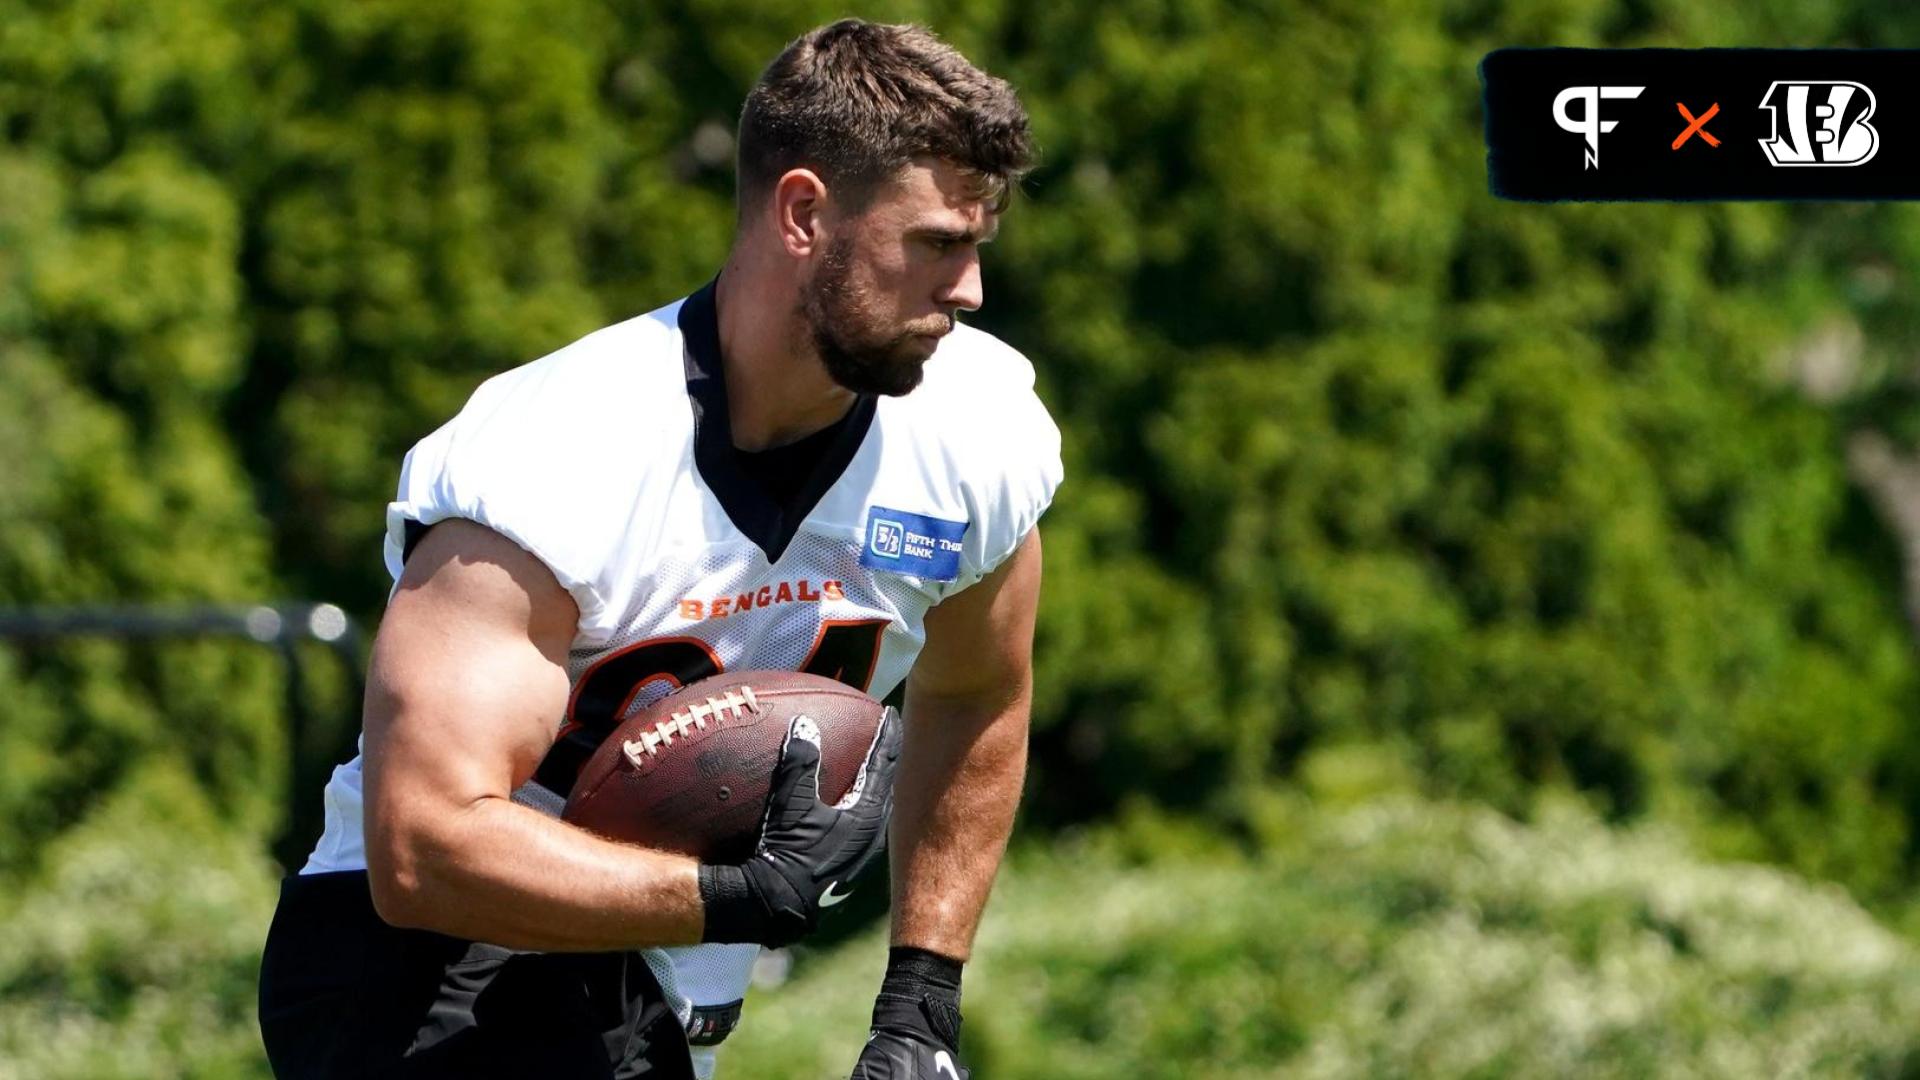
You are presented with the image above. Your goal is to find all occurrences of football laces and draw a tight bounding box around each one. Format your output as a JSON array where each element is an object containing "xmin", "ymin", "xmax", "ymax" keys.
[{"xmin": 622, "ymin": 686, "xmax": 761, "ymax": 765}]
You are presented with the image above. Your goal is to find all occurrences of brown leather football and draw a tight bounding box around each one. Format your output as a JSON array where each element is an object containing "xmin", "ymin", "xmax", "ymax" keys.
[{"xmin": 561, "ymin": 670, "xmax": 888, "ymax": 863}]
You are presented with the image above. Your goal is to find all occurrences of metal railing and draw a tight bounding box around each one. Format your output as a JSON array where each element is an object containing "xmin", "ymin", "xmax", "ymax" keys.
[{"xmin": 0, "ymin": 603, "xmax": 367, "ymax": 870}]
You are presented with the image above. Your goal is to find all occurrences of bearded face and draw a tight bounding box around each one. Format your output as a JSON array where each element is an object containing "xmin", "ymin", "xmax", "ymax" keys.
[{"xmin": 801, "ymin": 233, "xmax": 947, "ymax": 397}]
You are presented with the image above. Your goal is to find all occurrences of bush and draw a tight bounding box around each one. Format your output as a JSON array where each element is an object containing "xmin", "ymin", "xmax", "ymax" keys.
[
  {"xmin": 7, "ymin": 0, "xmax": 1920, "ymax": 950},
  {"xmin": 1, "ymin": 793, "xmax": 1913, "ymax": 1078},
  {"xmin": 0, "ymin": 767, "xmax": 277, "ymax": 1080},
  {"xmin": 724, "ymin": 798, "xmax": 1920, "ymax": 1079}
]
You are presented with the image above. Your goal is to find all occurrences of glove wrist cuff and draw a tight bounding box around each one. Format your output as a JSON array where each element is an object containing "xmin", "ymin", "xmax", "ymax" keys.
[
  {"xmin": 697, "ymin": 863, "xmax": 758, "ymax": 943},
  {"xmin": 881, "ymin": 946, "xmax": 963, "ymax": 996},
  {"xmin": 871, "ymin": 946, "xmax": 964, "ymax": 1051}
]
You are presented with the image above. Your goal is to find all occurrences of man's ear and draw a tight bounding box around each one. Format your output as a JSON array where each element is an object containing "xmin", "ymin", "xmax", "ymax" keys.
[{"xmin": 774, "ymin": 169, "xmax": 830, "ymax": 258}]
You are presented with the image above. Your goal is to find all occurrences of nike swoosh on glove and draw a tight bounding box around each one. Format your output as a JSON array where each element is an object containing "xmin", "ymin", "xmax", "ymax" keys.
[
  {"xmin": 852, "ymin": 1032, "xmax": 968, "ymax": 1080},
  {"xmin": 698, "ymin": 708, "xmax": 901, "ymax": 947}
]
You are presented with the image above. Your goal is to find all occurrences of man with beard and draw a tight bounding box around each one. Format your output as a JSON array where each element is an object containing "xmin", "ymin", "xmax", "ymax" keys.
[{"xmin": 258, "ymin": 18, "xmax": 1059, "ymax": 1080}]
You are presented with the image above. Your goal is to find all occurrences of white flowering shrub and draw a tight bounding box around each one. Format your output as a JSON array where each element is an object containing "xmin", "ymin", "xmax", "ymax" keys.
[
  {"xmin": 726, "ymin": 799, "xmax": 1920, "ymax": 1079},
  {"xmin": 1, "ymin": 793, "xmax": 1912, "ymax": 1079},
  {"xmin": 0, "ymin": 767, "xmax": 277, "ymax": 1079}
]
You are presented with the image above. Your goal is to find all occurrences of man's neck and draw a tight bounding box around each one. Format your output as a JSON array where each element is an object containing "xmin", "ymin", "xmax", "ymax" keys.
[{"xmin": 713, "ymin": 258, "xmax": 858, "ymax": 453}]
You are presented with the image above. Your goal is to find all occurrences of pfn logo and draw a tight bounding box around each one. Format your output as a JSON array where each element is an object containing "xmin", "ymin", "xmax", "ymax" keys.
[
  {"xmin": 1553, "ymin": 85, "xmax": 1645, "ymax": 169},
  {"xmin": 1758, "ymin": 81, "xmax": 1878, "ymax": 166}
]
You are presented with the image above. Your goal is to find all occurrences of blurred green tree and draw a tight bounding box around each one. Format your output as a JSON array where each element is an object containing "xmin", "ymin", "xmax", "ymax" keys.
[{"xmin": 1, "ymin": 0, "xmax": 1918, "ymax": 913}]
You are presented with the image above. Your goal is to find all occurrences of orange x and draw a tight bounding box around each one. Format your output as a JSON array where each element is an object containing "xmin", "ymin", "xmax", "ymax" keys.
[{"xmin": 1673, "ymin": 102, "xmax": 1720, "ymax": 149}]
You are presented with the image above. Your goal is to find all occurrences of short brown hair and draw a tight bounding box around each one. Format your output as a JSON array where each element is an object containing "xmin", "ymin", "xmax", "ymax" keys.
[{"xmin": 736, "ymin": 19, "xmax": 1034, "ymax": 216}]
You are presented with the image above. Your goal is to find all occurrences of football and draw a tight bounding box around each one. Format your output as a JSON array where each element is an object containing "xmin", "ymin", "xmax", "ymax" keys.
[{"xmin": 562, "ymin": 670, "xmax": 889, "ymax": 862}]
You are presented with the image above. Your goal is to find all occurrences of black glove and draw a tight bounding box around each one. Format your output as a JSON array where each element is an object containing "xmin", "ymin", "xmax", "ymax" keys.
[
  {"xmin": 698, "ymin": 708, "xmax": 901, "ymax": 947},
  {"xmin": 852, "ymin": 947, "xmax": 966, "ymax": 1079}
]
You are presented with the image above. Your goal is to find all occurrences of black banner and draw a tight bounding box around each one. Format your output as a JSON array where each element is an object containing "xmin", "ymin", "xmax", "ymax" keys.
[{"xmin": 1483, "ymin": 49, "xmax": 1920, "ymax": 201}]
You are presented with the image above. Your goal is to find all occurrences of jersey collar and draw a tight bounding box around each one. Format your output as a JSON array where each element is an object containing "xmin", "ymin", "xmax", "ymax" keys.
[{"xmin": 679, "ymin": 279, "xmax": 877, "ymax": 564}]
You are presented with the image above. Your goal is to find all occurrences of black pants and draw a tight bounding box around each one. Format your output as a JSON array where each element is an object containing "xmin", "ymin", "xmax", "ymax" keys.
[{"xmin": 259, "ymin": 872, "xmax": 694, "ymax": 1079}]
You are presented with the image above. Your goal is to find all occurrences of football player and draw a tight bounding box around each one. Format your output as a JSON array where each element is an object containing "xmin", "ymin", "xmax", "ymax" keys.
[{"xmin": 257, "ymin": 18, "xmax": 1056, "ymax": 1080}]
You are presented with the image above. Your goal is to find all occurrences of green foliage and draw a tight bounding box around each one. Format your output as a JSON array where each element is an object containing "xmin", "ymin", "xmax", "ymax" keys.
[
  {"xmin": 0, "ymin": 765, "xmax": 277, "ymax": 1079},
  {"xmin": 0, "ymin": 0, "xmax": 288, "ymax": 871},
  {"xmin": 5, "ymin": 793, "xmax": 1907, "ymax": 1080},
  {"xmin": 994, "ymin": 0, "xmax": 1920, "ymax": 908},
  {"xmin": 3, "ymin": 0, "xmax": 1920, "ymax": 891},
  {"xmin": 5, "ymin": 0, "xmax": 1920, "ymax": 1044},
  {"xmin": 727, "ymin": 798, "xmax": 1920, "ymax": 1078}
]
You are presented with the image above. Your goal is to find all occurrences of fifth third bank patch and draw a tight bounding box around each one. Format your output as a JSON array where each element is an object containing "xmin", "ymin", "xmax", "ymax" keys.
[{"xmin": 1482, "ymin": 49, "xmax": 1920, "ymax": 201}]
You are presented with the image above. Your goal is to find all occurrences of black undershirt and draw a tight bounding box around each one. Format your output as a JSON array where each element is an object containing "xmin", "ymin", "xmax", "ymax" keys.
[
  {"xmin": 733, "ymin": 412, "xmax": 859, "ymax": 505},
  {"xmin": 678, "ymin": 279, "xmax": 877, "ymax": 563}
]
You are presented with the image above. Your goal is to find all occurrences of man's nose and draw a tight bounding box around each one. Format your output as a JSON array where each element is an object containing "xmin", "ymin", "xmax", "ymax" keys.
[{"xmin": 939, "ymin": 249, "xmax": 983, "ymax": 313}]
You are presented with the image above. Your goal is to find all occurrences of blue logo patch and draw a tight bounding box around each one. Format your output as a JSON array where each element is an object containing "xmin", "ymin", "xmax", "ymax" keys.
[{"xmin": 861, "ymin": 507, "xmax": 967, "ymax": 582}]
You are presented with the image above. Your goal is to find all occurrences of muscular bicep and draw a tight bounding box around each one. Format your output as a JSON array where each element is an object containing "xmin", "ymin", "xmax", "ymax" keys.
[
  {"xmin": 909, "ymin": 528, "xmax": 1042, "ymax": 707},
  {"xmin": 362, "ymin": 519, "xmax": 580, "ymax": 864}
]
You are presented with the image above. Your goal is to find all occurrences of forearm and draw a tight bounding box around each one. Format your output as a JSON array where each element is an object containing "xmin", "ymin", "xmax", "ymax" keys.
[
  {"xmin": 370, "ymin": 793, "xmax": 704, "ymax": 951},
  {"xmin": 853, "ymin": 532, "xmax": 1042, "ymax": 1072},
  {"xmin": 888, "ymin": 688, "xmax": 1030, "ymax": 959}
]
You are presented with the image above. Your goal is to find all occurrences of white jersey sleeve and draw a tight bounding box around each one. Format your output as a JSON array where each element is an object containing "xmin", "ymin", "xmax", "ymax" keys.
[
  {"xmin": 382, "ymin": 315, "xmax": 689, "ymax": 645},
  {"xmin": 906, "ymin": 322, "xmax": 1064, "ymax": 597}
]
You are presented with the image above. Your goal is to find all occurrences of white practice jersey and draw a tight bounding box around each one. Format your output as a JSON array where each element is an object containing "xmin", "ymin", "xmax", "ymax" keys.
[{"xmin": 302, "ymin": 282, "xmax": 1062, "ymax": 1077}]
